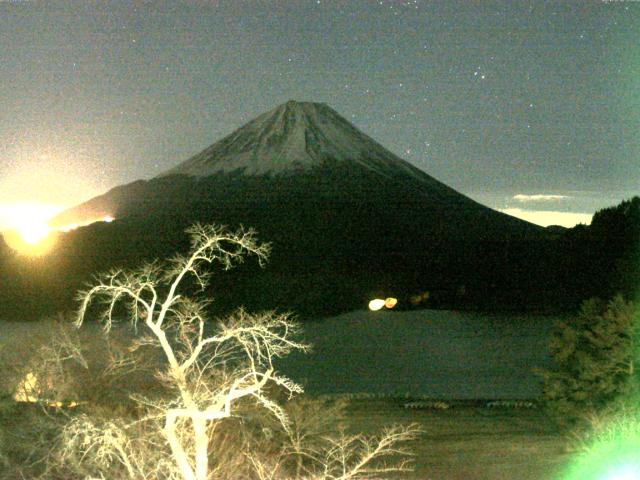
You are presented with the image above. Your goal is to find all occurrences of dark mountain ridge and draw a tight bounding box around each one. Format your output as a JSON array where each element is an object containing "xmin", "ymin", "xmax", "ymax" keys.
[
  {"xmin": 51, "ymin": 100, "xmax": 542, "ymax": 242},
  {"xmin": 2, "ymin": 101, "xmax": 600, "ymax": 319}
]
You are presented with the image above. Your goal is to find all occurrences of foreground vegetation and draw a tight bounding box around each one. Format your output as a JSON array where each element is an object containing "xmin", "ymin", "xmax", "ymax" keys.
[
  {"xmin": 0, "ymin": 224, "xmax": 419, "ymax": 479},
  {"xmin": 1, "ymin": 212, "xmax": 639, "ymax": 478},
  {"xmin": 537, "ymin": 294, "xmax": 640, "ymax": 478},
  {"xmin": 2, "ymin": 394, "xmax": 571, "ymax": 480}
]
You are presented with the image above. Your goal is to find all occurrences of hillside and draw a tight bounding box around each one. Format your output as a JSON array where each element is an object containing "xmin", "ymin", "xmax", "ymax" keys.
[{"xmin": 8, "ymin": 103, "xmax": 634, "ymax": 319}]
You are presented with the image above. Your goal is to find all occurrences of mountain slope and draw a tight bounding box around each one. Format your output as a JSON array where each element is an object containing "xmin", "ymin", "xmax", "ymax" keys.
[
  {"xmin": 37, "ymin": 100, "xmax": 553, "ymax": 317},
  {"xmin": 52, "ymin": 100, "xmax": 539, "ymax": 237}
]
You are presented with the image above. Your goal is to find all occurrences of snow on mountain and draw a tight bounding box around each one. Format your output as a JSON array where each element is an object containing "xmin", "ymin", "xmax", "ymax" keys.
[{"xmin": 159, "ymin": 100, "xmax": 427, "ymax": 182}]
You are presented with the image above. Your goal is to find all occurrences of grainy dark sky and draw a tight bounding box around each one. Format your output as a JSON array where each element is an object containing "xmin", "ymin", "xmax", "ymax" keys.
[{"xmin": 0, "ymin": 0, "xmax": 638, "ymax": 227}]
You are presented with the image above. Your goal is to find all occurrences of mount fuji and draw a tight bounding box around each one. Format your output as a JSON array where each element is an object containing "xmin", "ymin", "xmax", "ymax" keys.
[
  {"xmin": 38, "ymin": 101, "xmax": 548, "ymax": 316},
  {"xmin": 52, "ymin": 100, "xmax": 537, "ymax": 234}
]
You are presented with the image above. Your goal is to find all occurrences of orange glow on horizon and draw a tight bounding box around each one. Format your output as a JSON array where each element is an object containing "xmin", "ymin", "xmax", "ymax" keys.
[
  {"xmin": 3, "ymin": 228, "xmax": 59, "ymax": 256},
  {"xmin": 0, "ymin": 203, "xmax": 63, "ymax": 256},
  {"xmin": 1, "ymin": 202, "xmax": 115, "ymax": 256},
  {"xmin": 58, "ymin": 215, "xmax": 115, "ymax": 232},
  {"xmin": 18, "ymin": 222, "xmax": 50, "ymax": 245}
]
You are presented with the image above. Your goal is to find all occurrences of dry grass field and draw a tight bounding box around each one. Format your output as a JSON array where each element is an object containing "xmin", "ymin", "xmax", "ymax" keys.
[{"xmin": 341, "ymin": 398, "xmax": 570, "ymax": 480}]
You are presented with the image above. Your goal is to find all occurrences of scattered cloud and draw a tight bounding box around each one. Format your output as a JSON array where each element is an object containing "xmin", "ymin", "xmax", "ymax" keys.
[
  {"xmin": 513, "ymin": 194, "xmax": 569, "ymax": 202},
  {"xmin": 499, "ymin": 208, "xmax": 592, "ymax": 228}
]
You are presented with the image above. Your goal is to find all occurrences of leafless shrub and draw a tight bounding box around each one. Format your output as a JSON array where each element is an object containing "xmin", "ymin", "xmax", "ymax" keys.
[{"xmin": 250, "ymin": 422, "xmax": 421, "ymax": 480}]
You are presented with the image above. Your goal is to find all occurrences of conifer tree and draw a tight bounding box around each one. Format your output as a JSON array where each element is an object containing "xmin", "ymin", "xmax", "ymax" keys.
[{"xmin": 539, "ymin": 295, "xmax": 639, "ymax": 426}]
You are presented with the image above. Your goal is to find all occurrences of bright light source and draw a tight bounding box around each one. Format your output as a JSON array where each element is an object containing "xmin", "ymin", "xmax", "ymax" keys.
[
  {"xmin": 369, "ymin": 299, "xmax": 386, "ymax": 311},
  {"xmin": 17, "ymin": 221, "xmax": 50, "ymax": 244},
  {"xmin": 58, "ymin": 214, "xmax": 115, "ymax": 232},
  {"xmin": 2, "ymin": 228, "xmax": 58, "ymax": 256},
  {"xmin": 0, "ymin": 202, "xmax": 64, "ymax": 255},
  {"xmin": 0, "ymin": 200, "xmax": 117, "ymax": 255},
  {"xmin": 59, "ymin": 222, "xmax": 80, "ymax": 232},
  {"xmin": 603, "ymin": 463, "xmax": 640, "ymax": 480},
  {"xmin": 561, "ymin": 416, "xmax": 640, "ymax": 480},
  {"xmin": 13, "ymin": 371, "xmax": 40, "ymax": 403},
  {"xmin": 14, "ymin": 371, "xmax": 80, "ymax": 408},
  {"xmin": 385, "ymin": 297, "xmax": 398, "ymax": 309}
]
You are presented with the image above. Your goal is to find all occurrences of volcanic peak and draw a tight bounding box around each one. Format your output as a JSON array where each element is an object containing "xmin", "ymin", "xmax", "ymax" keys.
[{"xmin": 159, "ymin": 100, "xmax": 423, "ymax": 179}]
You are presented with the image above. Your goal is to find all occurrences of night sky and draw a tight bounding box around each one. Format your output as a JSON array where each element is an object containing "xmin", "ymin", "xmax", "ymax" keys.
[{"xmin": 1, "ymin": 1, "xmax": 638, "ymax": 228}]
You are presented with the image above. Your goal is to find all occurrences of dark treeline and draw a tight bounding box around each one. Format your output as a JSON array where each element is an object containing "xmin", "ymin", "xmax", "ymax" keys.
[{"xmin": 0, "ymin": 174, "xmax": 637, "ymax": 321}]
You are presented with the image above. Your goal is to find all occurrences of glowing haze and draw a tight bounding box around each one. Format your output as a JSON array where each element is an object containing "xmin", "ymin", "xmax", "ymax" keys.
[
  {"xmin": 0, "ymin": 199, "xmax": 114, "ymax": 256},
  {"xmin": 0, "ymin": 203, "xmax": 64, "ymax": 241}
]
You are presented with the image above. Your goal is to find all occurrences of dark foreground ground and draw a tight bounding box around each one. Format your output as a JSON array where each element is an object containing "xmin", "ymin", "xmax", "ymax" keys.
[{"xmin": 342, "ymin": 398, "xmax": 570, "ymax": 480}]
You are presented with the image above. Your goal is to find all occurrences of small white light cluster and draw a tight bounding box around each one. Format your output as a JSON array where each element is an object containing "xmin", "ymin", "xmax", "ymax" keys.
[{"xmin": 368, "ymin": 297, "xmax": 398, "ymax": 311}]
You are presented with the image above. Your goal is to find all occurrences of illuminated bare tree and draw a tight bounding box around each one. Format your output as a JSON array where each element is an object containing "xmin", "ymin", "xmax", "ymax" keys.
[
  {"xmin": 75, "ymin": 224, "xmax": 308, "ymax": 480},
  {"xmin": 63, "ymin": 223, "xmax": 420, "ymax": 480}
]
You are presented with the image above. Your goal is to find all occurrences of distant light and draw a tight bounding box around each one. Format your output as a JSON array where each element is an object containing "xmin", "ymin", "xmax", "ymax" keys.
[
  {"xmin": 14, "ymin": 371, "xmax": 80, "ymax": 408},
  {"xmin": 58, "ymin": 214, "xmax": 115, "ymax": 233},
  {"xmin": 369, "ymin": 299, "xmax": 386, "ymax": 311},
  {"xmin": 0, "ymin": 202, "xmax": 62, "ymax": 254},
  {"xmin": 59, "ymin": 222, "xmax": 80, "ymax": 232},
  {"xmin": 410, "ymin": 291, "xmax": 430, "ymax": 306},
  {"xmin": 13, "ymin": 372, "xmax": 39, "ymax": 403},
  {"xmin": 3, "ymin": 226, "xmax": 58, "ymax": 256},
  {"xmin": 0, "ymin": 203, "xmax": 116, "ymax": 256},
  {"xmin": 369, "ymin": 297, "xmax": 398, "ymax": 311}
]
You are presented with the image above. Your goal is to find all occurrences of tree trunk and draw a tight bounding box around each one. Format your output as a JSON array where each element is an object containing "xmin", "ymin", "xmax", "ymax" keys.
[
  {"xmin": 193, "ymin": 417, "xmax": 209, "ymax": 480},
  {"xmin": 165, "ymin": 412, "xmax": 197, "ymax": 480}
]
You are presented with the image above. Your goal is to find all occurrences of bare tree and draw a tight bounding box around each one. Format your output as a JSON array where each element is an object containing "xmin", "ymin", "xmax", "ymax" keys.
[
  {"xmin": 59, "ymin": 223, "xmax": 420, "ymax": 480},
  {"xmin": 73, "ymin": 224, "xmax": 310, "ymax": 480}
]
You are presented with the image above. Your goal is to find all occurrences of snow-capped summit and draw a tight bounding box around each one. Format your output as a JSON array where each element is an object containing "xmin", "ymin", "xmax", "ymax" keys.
[{"xmin": 159, "ymin": 100, "xmax": 424, "ymax": 180}]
